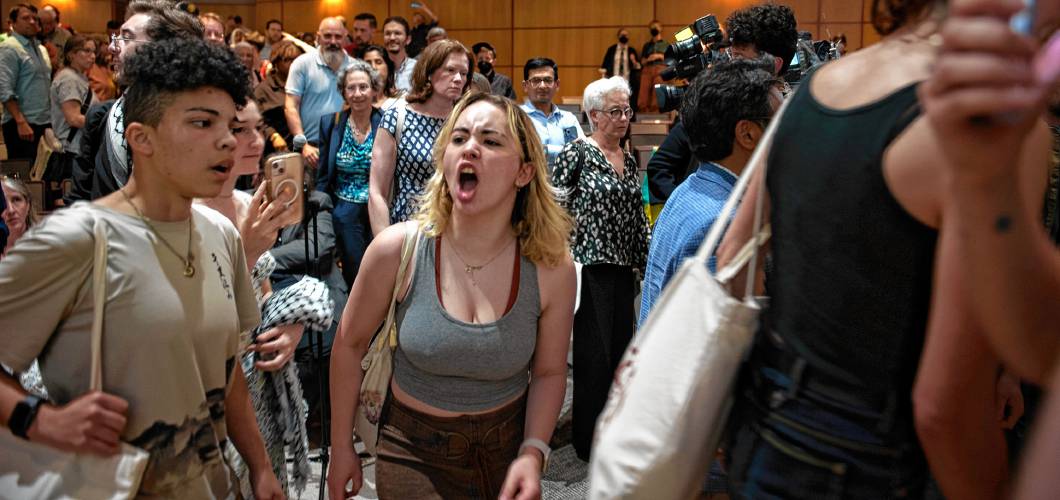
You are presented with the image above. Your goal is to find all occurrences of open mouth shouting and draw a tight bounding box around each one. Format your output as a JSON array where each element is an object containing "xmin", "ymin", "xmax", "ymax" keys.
[
  {"xmin": 209, "ymin": 159, "xmax": 234, "ymax": 180},
  {"xmin": 456, "ymin": 165, "xmax": 478, "ymax": 202}
]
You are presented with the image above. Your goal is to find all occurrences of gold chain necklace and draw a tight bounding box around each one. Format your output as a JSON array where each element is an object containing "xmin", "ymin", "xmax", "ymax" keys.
[
  {"xmin": 446, "ymin": 236, "xmax": 514, "ymax": 285},
  {"xmin": 119, "ymin": 188, "xmax": 196, "ymax": 278}
]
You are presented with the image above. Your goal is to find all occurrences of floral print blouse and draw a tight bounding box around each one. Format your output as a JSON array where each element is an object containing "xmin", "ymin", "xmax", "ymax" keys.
[{"xmin": 551, "ymin": 138, "xmax": 650, "ymax": 272}]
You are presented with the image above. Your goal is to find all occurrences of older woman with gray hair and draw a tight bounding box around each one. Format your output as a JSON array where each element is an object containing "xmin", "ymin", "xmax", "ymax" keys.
[
  {"xmin": 316, "ymin": 59, "xmax": 384, "ymax": 287},
  {"xmin": 550, "ymin": 76, "xmax": 650, "ymax": 461}
]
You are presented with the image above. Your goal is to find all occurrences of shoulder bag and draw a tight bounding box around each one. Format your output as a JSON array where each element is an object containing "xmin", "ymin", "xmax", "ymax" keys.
[
  {"xmin": 0, "ymin": 216, "xmax": 150, "ymax": 499},
  {"xmin": 587, "ymin": 98, "xmax": 792, "ymax": 499},
  {"xmin": 354, "ymin": 222, "xmax": 419, "ymax": 456}
]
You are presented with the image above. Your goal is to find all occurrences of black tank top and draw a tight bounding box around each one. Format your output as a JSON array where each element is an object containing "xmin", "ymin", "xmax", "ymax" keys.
[{"xmin": 764, "ymin": 73, "xmax": 936, "ymax": 398}]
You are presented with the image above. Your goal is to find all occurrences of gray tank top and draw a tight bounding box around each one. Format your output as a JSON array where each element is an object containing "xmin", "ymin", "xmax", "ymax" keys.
[{"xmin": 393, "ymin": 233, "xmax": 541, "ymax": 412}]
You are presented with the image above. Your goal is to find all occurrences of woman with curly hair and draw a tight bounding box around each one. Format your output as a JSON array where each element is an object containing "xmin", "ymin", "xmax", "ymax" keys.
[
  {"xmin": 329, "ymin": 91, "xmax": 575, "ymax": 499},
  {"xmin": 716, "ymin": 0, "xmax": 1053, "ymax": 497}
]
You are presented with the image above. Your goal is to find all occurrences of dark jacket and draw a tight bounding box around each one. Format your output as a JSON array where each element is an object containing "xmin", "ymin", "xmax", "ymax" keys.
[
  {"xmin": 314, "ymin": 107, "xmax": 383, "ymax": 202},
  {"xmin": 600, "ymin": 43, "xmax": 640, "ymax": 78},
  {"xmin": 646, "ymin": 121, "xmax": 695, "ymax": 204},
  {"xmin": 0, "ymin": 191, "xmax": 8, "ymax": 252},
  {"xmin": 269, "ymin": 190, "xmax": 347, "ymax": 349},
  {"xmin": 67, "ymin": 100, "xmax": 123, "ymax": 204}
]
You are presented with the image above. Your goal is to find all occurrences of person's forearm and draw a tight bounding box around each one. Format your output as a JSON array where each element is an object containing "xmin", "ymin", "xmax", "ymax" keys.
[
  {"xmin": 329, "ymin": 340, "xmax": 366, "ymax": 452},
  {"xmin": 0, "ymin": 371, "xmax": 30, "ymax": 425},
  {"xmin": 522, "ymin": 372, "xmax": 565, "ymax": 446},
  {"xmin": 225, "ymin": 367, "xmax": 272, "ymax": 476},
  {"xmin": 944, "ymin": 176, "xmax": 1060, "ymax": 384},
  {"xmin": 3, "ymin": 99, "xmax": 25, "ymax": 124},
  {"xmin": 284, "ymin": 101, "xmax": 304, "ymax": 137},
  {"xmin": 367, "ymin": 192, "xmax": 390, "ymax": 236}
]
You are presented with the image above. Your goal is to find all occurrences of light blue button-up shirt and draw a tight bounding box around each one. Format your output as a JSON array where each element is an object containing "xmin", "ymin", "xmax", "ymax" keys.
[
  {"xmin": 520, "ymin": 100, "xmax": 584, "ymax": 168},
  {"xmin": 394, "ymin": 56, "xmax": 416, "ymax": 93},
  {"xmin": 0, "ymin": 33, "xmax": 52, "ymax": 125},
  {"xmin": 285, "ymin": 48, "xmax": 353, "ymax": 142}
]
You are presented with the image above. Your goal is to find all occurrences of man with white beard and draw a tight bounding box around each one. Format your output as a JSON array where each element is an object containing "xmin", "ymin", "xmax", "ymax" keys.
[{"xmin": 284, "ymin": 16, "xmax": 354, "ymax": 168}]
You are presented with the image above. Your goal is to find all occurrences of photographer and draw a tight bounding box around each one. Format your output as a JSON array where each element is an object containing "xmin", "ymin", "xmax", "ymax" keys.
[{"xmin": 646, "ymin": 3, "xmax": 797, "ymax": 206}]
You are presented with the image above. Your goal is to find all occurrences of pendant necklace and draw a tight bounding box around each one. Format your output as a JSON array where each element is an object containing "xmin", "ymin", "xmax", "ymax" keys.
[
  {"xmin": 120, "ymin": 188, "xmax": 196, "ymax": 278},
  {"xmin": 447, "ymin": 236, "xmax": 514, "ymax": 286}
]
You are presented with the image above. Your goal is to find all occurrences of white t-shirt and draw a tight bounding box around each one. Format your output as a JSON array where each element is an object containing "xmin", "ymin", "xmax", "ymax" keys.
[{"xmin": 0, "ymin": 202, "xmax": 260, "ymax": 498}]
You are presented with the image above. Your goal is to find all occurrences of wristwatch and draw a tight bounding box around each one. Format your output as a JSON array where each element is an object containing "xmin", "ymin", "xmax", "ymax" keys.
[
  {"xmin": 292, "ymin": 133, "xmax": 307, "ymax": 150},
  {"xmin": 519, "ymin": 438, "xmax": 551, "ymax": 473},
  {"xmin": 8, "ymin": 394, "xmax": 44, "ymax": 439}
]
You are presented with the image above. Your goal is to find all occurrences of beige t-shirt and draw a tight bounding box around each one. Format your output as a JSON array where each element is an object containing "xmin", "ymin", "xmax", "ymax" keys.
[{"xmin": 0, "ymin": 202, "xmax": 260, "ymax": 499}]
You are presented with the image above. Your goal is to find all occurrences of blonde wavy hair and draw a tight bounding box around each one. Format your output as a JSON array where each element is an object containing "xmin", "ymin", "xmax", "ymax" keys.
[{"xmin": 414, "ymin": 92, "xmax": 573, "ymax": 267}]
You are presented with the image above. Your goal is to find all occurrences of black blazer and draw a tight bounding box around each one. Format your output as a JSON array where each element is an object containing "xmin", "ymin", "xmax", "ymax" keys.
[
  {"xmin": 315, "ymin": 107, "xmax": 383, "ymax": 202},
  {"xmin": 67, "ymin": 100, "xmax": 121, "ymax": 204},
  {"xmin": 600, "ymin": 43, "xmax": 641, "ymax": 78}
]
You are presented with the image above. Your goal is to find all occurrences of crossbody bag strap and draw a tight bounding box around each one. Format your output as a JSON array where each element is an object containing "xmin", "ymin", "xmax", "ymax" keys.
[
  {"xmin": 696, "ymin": 97, "xmax": 794, "ymax": 298},
  {"xmin": 89, "ymin": 217, "xmax": 109, "ymax": 392},
  {"xmin": 380, "ymin": 222, "xmax": 419, "ymax": 350}
]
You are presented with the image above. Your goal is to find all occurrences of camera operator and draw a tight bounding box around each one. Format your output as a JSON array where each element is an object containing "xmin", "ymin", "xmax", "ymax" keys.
[{"xmin": 646, "ymin": 3, "xmax": 797, "ymax": 207}]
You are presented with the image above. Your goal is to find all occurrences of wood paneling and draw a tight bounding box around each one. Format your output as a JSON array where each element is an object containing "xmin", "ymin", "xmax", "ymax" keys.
[
  {"xmin": 445, "ymin": 29, "xmax": 511, "ymax": 65},
  {"xmin": 514, "ymin": 0, "xmax": 652, "ymax": 29},
  {"xmin": 196, "ymin": 3, "xmax": 257, "ymax": 32},
  {"xmin": 1, "ymin": 0, "xmax": 114, "ymax": 34},
  {"xmin": 820, "ymin": 0, "xmax": 861, "ymax": 23},
  {"xmin": 392, "ymin": 0, "xmax": 509, "ymax": 30}
]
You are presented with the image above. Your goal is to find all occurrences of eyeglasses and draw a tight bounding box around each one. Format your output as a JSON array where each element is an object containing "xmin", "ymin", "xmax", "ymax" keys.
[
  {"xmin": 525, "ymin": 77, "xmax": 555, "ymax": 87},
  {"xmin": 109, "ymin": 34, "xmax": 150, "ymax": 48},
  {"xmin": 599, "ymin": 107, "xmax": 634, "ymax": 120}
]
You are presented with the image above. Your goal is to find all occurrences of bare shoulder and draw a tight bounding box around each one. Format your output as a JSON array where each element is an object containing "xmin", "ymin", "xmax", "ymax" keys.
[
  {"xmin": 535, "ymin": 253, "xmax": 577, "ymax": 309},
  {"xmin": 365, "ymin": 221, "xmax": 416, "ymax": 263}
]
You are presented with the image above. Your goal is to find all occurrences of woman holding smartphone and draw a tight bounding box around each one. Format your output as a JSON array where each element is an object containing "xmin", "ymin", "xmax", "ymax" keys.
[
  {"xmin": 329, "ymin": 92, "xmax": 576, "ymax": 499},
  {"xmin": 195, "ymin": 100, "xmax": 308, "ymax": 495}
]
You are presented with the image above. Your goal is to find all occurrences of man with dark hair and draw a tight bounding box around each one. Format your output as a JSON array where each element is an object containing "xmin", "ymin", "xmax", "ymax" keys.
[
  {"xmin": 345, "ymin": 12, "xmax": 377, "ymax": 57},
  {"xmin": 285, "ymin": 16, "xmax": 354, "ymax": 168},
  {"xmin": 725, "ymin": 3, "xmax": 799, "ymax": 76},
  {"xmin": 639, "ymin": 59, "xmax": 781, "ymax": 497},
  {"xmin": 519, "ymin": 57, "xmax": 582, "ymax": 168},
  {"xmin": 0, "ymin": 37, "xmax": 283, "ymax": 499},
  {"xmin": 646, "ymin": 2, "xmax": 798, "ymax": 206},
  {"xmin": 471, "ymin": 41, "xmax": 515, "ymax": 100},
  {"xmin": 66, "ymin": 0, "xmax": 205, "ymax": 203},
  {"xmin": 106, "ymin": 19, "xmax": 121, "ymax": 38},
  {"xmin": 0, "ymin": 4, "xmax": 50, "ymax": 164},
  {"xmin": 382, "ymin": 16, "xmax": 415, "ymax": 92},
  {"xmin": 260, "ymin": 18, "xmax": 283, "ymax": 61},
  {"xmin": 39, "ymin": 4, "xmax": 72, "ymax": 62},
  {"xmin": 641, "ymin": 58, "xmax": 782, "ymax": 320}
]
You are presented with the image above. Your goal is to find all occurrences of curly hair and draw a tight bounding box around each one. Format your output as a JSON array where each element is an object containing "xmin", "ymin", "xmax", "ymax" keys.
[
  {"xmin": 120, "ymin": 37, "xmax": 249, "ymax": 129},
  {"xmin": 681, "ymin": 58, "xmax": 780, "ymax": 163},
  {"xmin": 725, "ymin": 4, "xmax": 798, "ymax": 76},
  {"xmin": 126, "ymin": 0, "xmax": 203, "ymax": 41},
  {"xmin": 415, "ymin": 92, "xmax": 573, "ymax": 267},
  {"xmin": 871, "ymin": 0, "xmax": 945, "ymax": 36}
]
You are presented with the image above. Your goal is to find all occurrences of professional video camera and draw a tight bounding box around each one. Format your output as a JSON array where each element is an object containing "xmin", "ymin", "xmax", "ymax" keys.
[
  {"xmin": 785, "ymin": 31, "xmax": 842, "ymax": 84},
  {"xmin": 654, "ymin": 14, "xmax": 725, "ymax": 113}
]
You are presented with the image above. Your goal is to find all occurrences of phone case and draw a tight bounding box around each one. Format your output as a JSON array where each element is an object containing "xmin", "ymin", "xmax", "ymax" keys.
[{"xmin": 265, "ymin": 152, "xmax": 305, "ymax": 227}]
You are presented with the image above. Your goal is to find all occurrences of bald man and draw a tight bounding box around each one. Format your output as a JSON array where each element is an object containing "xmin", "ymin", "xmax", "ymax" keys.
[
  {"xmin": 38, "ymin": 5, "xmax": 71, "ymax": 61},
  {"xmin": 284, "ymin": 16, "xmax": 354, "ymax": 167}
]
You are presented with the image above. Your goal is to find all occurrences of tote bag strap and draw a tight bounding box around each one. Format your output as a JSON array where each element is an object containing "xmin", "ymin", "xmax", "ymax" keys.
[
  {"xmin": 380, "ymin": 222, "xmax": 419, "ymax": 350},
  {"xmin": 89, "ymin": 217, "xmax": 108, "ymax": 392},
  {"xmin": 695, "ymin": 96, "xmax": 794, "ymax": 299}
]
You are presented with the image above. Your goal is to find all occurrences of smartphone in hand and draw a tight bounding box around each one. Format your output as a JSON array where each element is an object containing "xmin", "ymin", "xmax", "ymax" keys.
[{"xmin": 264, "ymin": 152, "xmax": 305, "ymax": 227}]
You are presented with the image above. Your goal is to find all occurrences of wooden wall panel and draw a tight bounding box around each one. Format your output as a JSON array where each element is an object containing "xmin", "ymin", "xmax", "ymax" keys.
[
  {"xmin": 196, "ymin": 3, "xmax": 257, "ymax": 32},
  {"xmin": 445, "ymin": 29, "xmax": 511, "ymax": 65},
  {"xmin": 820, "ymin": 0, "xmax": 861, "ymax": 23},
  {"xmin": 1, "ymin": 0, "xmax": 114, "ymax": 34},
  {"xmin": 514, "ymin": 27, "xmax": 635, "ymax": 68},
  {"xmin": 390, "ymin": 0, "xmax": 509, "ymax": 30},
  {"xmin": 255, "ymin": 1, "xmax": 283, "ymax": 31},
  {"xmin": 514, "ymin": 0, "xmax": 652, "ymax": 29}
]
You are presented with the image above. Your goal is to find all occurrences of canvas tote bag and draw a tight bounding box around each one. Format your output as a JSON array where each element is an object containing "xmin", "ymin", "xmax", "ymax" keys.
[
  {"xmin": 588, "ymin": 98, "xmax": 792, "ymax": 500},
  {"xmin": 354, "ymin": 222, "xmax": 418, "ymax": 455},
  {"xmin": 0, "ymin": 217, "xmax": 150, "ymax": 500}
]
